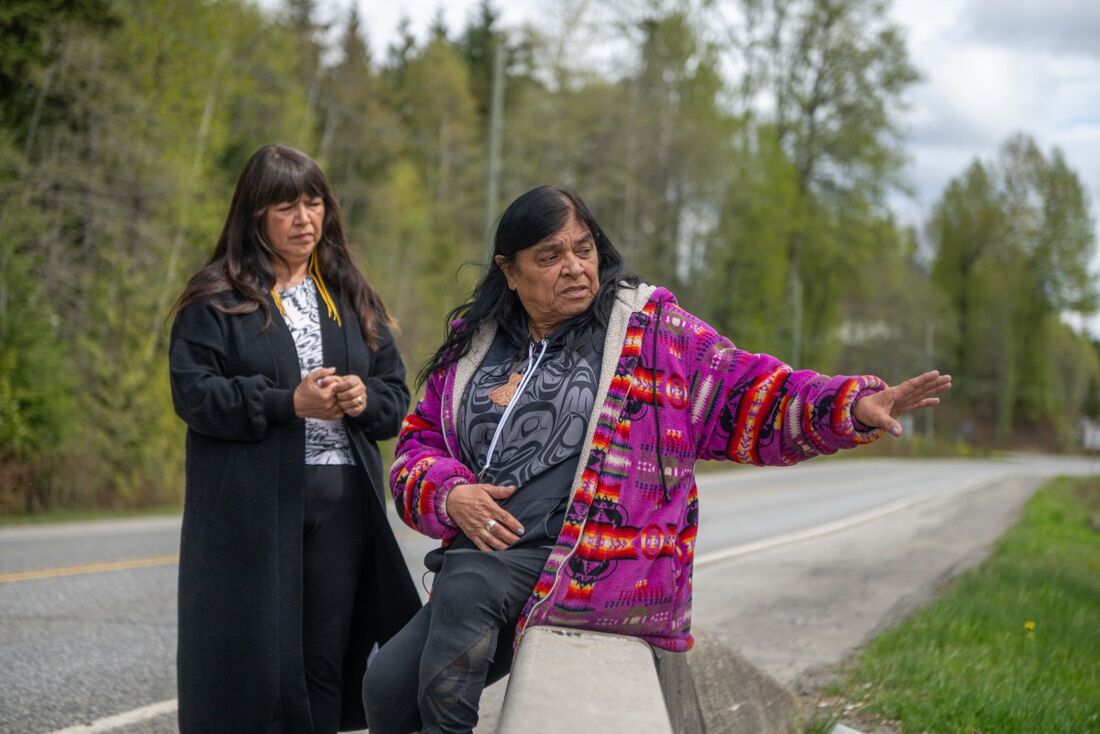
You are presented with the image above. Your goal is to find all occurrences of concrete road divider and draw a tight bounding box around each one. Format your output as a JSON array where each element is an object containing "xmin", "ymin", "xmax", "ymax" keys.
[
  {"xmin": 653, "ymin": 629, "xmax": 801, "ymax": 734},
  {"xmin": 497, "ymin": 626, "xmax": 800, "ymax": 734},
  {"xmin": 497, "ymin": 627, "xmax": 673, "ymax": 733}
]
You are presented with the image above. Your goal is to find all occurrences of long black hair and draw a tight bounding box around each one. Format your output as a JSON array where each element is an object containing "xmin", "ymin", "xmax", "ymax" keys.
[
  {"xmin": 171, "ymin": 144, "xmax": 393, "ymax": 347},
  {"xmin": 418, "ymin": 186, "xmax": 638, "ymax": 386}
]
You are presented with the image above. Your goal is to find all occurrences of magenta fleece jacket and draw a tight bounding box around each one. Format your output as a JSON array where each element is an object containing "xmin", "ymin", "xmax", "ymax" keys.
[{"xmin": 391, "ymin": 284, "xmax": 885, "ymax": 652}]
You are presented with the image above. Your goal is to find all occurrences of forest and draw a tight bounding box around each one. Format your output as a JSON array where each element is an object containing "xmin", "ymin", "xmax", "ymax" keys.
[{"xmin": 1, "ymin": 0, "xmax": 1097, "ymax": 514}]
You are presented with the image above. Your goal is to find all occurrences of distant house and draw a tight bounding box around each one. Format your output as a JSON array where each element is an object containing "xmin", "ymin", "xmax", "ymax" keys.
[
  {"xmin": 1080, "ymin": 418, "xmax": 1100, "ymax": 451},
  {"xmin": 837, "ymin": 320, "xmax": 896, "ymax": 345}
]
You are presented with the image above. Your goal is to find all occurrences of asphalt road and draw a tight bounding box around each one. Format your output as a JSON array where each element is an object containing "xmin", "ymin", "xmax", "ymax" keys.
[{"xmin": 1, "ymin": 454, "xmax": 1094, "ymax": 733}]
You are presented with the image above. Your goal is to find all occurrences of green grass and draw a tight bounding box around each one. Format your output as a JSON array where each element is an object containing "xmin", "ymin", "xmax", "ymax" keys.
[
  {"xmin": 831, "ymin": 476, "xmax": 1100, "ymax": 733},
  {"xmin": 0, "ymin": 504, "xmax": 181, "ymax": 527}
]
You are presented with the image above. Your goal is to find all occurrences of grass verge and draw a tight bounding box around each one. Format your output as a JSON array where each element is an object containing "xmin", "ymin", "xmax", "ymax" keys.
[{"xmin": 826, "ymin": 475, "xmax": 1100, "ymax": 733}]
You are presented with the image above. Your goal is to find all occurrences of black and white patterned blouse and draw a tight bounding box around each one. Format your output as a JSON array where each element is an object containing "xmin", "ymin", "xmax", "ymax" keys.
[{"xmin": 278, "ymin": 277, "xmax": 354, "ymax": 465}]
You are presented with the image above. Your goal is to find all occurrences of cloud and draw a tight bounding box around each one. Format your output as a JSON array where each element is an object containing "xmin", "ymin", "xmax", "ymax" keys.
[
  {"xmin": 903, "ymin": 43, "xmax": 1054, "ymax": 148},
  {"xmin": 960, "ymin": 0, "xmax": 1100, "ymax": 57},
  {"xmin": 891, "ymin": 0, "xmax": 1100, "ymax": 215}
]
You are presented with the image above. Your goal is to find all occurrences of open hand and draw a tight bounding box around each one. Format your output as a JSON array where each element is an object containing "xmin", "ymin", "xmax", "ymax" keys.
[
  {"xmin": 445, "ymin": 483, "xmax": 525, "ymax": 551},
  {"xmin": 853, "ymin": 370, "xmax": 952, "ymax": 437}
]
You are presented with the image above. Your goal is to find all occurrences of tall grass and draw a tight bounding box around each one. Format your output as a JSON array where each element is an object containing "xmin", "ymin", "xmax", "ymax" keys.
[{"xmin": 834, "ymin": 476, "xmax": 1100, "ymax": 733}]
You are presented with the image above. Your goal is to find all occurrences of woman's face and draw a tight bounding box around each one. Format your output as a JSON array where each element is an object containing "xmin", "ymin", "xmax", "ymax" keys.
[
  {"xmin": 263, "ymin": 193, "xmax": 325, "ymax": 270},
  {"xmin": 496, "ymin": 210, "xmax": 600, "ymax": 335}
]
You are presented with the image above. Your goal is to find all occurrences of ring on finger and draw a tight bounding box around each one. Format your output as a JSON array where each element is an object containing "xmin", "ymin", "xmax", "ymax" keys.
[{"xmin": 485, "ymin": 518, "xmax": 497, "ymax": 533}]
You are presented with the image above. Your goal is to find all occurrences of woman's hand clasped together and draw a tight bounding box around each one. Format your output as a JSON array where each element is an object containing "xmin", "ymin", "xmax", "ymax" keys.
[
  {"xmin": 445, "ymin": 483, "xmax": 525, "ymax": 551},
  {"xmin": 334, "ymin": 373, "xmax": 369, "ymax": 417},
  {"xmin": 293, "ymin": 366, "xmax": 369, "ymax": 419}
]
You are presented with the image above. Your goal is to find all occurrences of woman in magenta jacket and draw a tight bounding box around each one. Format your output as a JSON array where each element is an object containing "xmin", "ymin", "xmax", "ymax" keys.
[{"xmin": 365, "ymin": 185, "xmax": 950, "ymax": 734}]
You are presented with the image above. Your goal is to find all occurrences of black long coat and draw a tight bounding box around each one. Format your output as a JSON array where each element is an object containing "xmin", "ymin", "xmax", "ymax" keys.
[{"xmin": 169, "ymin": 291, "xmax": 421, "ymax": 733}]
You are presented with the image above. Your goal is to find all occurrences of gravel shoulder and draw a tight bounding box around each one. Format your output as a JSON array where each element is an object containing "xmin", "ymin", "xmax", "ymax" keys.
[{"xmin": 691, "ymin": 475, "xmax": 1046, "ymax": 732}]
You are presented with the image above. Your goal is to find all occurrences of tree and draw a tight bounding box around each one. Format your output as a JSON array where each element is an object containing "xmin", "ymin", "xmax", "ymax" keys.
[
  {"xmin": 623, "ymin": 9, "xmax": 732, "ymax": 289},
  {"xmin": 0, "ymin": 0, "xmax": 115, "ymax": 132},
  {"xmin": 0, "ymin": 131, "xmax": 73, "ymax": 512},
  {"xmin": 319, "ymin": 5, "xmax": 404, "ymax": 225},
  {"xmin": 930, "ymin": 134, "xmax": 1098, "ymax": 442},
  {"xmin": 724, "ymin": 0, "xmax": 920, "ymax": 366},
  {"xmin": 701, "ymin": 125, "xmax": 800, "ymax": 358},
  {"xmin": 459, "ymin": 0, "xmax": 504, "ymax": 121},
  {"xmin": 0, "ymin": 0, "xmax": 325, "ymax": 512},
  {"xmin": 929, "ymin": 160, "xmax": 1001, "ymax": 400}
]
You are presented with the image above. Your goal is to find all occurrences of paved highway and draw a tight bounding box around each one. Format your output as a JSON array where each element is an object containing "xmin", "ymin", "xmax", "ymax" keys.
[{"xmin": 1, "ymin": 454, "xmax": 1094, "ymax": 733}]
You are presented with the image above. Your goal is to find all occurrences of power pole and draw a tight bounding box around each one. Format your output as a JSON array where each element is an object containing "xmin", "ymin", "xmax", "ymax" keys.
[
  {"xmin": 925, "ymin": 319, "xmax": 935, "ymax": 440},
  {"xmin": 484, "ymin": 37, "xmax": 507, "ymax": 258},
  {"xmin": 789, "ymin": 271, "xmax": 802, "ymax": 368}
]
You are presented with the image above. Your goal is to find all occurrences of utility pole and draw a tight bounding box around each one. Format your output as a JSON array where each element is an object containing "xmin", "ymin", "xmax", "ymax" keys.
[
  {"xmin": 789, "ymin": 271, "xmax": 802, "ymax": 368},
  {"xmin": 925, "ymin": 319, "xmax": 935, "ymax": 440},
  {"xmin": 484, "ymin": 37, "xmax": 507, "ymax": 258}
]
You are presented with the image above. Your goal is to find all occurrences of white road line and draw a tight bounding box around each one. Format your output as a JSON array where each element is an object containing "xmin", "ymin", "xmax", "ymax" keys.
[
  {"xmin": 695, "ymin": 475, "xmax": 1001, "ymax": 568},
  {"xmin": 48, "ymin": 699, "xmax": 177, "ymax": 734}
]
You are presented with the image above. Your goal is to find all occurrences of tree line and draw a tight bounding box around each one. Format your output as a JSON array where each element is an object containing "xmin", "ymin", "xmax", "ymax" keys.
[{"xmin": 1, "ymin": 0, "xmax": 1096, "ymax": 514}]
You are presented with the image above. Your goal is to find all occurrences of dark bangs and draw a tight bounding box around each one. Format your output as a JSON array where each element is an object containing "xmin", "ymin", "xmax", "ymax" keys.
[
  {"xmin": 494, "ymin": 188, "xmax": 572, "ymax": 257},
  {"xmin": 244, "ymin": 147, "xmax": 329, "ymax": 220}
]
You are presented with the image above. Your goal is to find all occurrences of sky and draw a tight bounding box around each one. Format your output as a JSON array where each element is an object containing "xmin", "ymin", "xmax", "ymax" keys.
[{"xmin": 328, "ymin": 0, "xmax": 1100, "ymax": 330}]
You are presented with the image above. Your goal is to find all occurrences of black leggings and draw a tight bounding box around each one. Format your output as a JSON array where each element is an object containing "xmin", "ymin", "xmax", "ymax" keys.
[
  {"xmin": 363, "ymin": 548, "xmax": 548, "ymax": 734},
  {"xmin": 301, "ymin": 464, "xmax": 367, "ymax": 734}
]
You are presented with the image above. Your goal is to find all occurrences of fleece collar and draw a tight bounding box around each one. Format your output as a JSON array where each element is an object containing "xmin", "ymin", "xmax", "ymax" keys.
[{"xmin": 450, "ymin": 283, "xmax": 662, "ymax": 422}]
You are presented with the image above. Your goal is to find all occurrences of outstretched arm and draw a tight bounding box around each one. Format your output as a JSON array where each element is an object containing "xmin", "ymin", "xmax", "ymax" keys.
[{"xmin": 679, "ymin": 306, "xmax": 892, "ymax": 465}]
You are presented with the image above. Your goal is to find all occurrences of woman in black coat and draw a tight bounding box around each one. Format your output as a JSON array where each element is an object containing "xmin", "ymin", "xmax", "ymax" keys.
[{"xmin": 168, "ymin": 144, "xmax": 421, "ymax": 733}]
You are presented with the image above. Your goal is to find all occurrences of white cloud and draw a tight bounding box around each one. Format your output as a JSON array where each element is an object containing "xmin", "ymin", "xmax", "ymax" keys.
[
  {"xmin": 890, "ymin": 0, "xmax": 1100, "ymax": 334},
  {"xmin": 960, "ymin": 0, "xmax": 1100, "ymax": 56},
  {"xmin": 906, "ymin": 44, "xmax": 1051, "ymax": 148}
]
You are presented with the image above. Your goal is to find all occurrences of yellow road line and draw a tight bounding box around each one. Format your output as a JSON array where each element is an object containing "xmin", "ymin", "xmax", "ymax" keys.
[{"xmin": 0, "ymin": 554, "xmax": 179, "ymax": 583}]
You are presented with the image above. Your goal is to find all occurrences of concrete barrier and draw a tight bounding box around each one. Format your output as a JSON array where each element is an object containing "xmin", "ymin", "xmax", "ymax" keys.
[
  {"xmin": 497, "ymin": 626, "xmax": 801, "ymax": 734},
  {"xmin": 653, "ymin": 630, "xmax": 801, "ymax": 734},
  {"xmin": 496, "ymin": 627, "xmax": 673, "ymax": 733}
]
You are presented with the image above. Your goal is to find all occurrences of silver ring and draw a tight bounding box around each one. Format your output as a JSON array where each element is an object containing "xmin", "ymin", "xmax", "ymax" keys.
[{"xmin": 485, "ymin": 519, "xmax": 498, "ymax": 533}]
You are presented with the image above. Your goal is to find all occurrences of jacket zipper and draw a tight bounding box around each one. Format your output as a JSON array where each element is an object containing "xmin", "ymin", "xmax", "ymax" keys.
[
  {"xmin": 479, "ymin": 339, "xmax": 549, "ymax": 480},
  {"xmin": 519, "ymin": 311, "xmax": 653, "ymax": 640}
]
